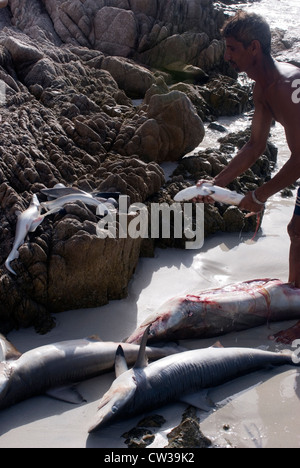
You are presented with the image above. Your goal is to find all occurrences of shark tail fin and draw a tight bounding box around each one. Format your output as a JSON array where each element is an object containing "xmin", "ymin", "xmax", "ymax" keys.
[
  {"xmin": 134, "ymin": 325, "xmax": 151, "ymax": 369},
  {"xmin": 5, "ymin": 256, "xmax": 18, "ymax": 275},
  {"xmin": 115, "ymin": 345, "xmax": 129, "ymax": 378}
]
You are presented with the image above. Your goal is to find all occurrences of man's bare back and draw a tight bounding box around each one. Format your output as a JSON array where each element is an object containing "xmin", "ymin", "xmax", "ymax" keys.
[{"xmin": 261, "ymin": 62, "xmax": 300, "ymax": 127}]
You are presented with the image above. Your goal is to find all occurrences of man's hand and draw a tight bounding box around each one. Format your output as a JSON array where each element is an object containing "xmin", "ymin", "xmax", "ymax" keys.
[
  {"xmin": 238, "ymin": 191, "xmax": 265, "ymax": 217},
  {"xmin": 192, "ymin": 180, "xmax": 215, "ymax": 203}
]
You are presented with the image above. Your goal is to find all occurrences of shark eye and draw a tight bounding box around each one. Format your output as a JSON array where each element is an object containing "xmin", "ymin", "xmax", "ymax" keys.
[{"xmin": 112, "ymin": 405, "xmax": 118, "ymax": 414}]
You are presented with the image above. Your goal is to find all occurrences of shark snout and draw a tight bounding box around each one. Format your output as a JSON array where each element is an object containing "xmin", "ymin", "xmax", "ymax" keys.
[{"xmin": 88, "ymin": 376, "xmax": 136, "ymax": 433}]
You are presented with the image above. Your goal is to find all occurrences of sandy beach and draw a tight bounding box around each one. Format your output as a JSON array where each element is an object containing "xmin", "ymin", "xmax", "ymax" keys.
[{"xmin": 0, "ymin": 122, "xmax": 299, "ymax": 448}]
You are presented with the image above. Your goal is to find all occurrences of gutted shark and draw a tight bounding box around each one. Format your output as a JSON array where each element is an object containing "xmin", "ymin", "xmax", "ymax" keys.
[{"xmin": 126, "ymin": 279, "xmax": 300, "ymax": 344}]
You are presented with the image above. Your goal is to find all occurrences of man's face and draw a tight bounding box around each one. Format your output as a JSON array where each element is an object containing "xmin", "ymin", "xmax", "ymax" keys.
[{"xmin": 224, "ymin": 37, "xmax": 254, "ymax": 73}]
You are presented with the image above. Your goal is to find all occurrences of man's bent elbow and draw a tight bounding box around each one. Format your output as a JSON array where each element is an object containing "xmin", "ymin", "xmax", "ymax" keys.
[{"xmin": 245, "ymin": 141, "xmax": 267, "ymax": 162}]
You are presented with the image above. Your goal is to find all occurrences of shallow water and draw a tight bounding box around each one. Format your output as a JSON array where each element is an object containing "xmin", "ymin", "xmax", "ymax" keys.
[{"xmin": 246, "ymin": 0, "xmax": 300, "ymax": 37}]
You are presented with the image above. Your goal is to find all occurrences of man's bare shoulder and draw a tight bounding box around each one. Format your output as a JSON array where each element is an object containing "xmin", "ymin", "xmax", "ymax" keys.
[{"xmin": 276, "ymin": 61, "xmax": 300, "ymax": 80}]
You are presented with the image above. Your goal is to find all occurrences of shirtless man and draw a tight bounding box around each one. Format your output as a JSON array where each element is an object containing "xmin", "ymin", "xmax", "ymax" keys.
[{"xmin": 199, "ymin": 11, "xmax": 300, "ymax": 343}]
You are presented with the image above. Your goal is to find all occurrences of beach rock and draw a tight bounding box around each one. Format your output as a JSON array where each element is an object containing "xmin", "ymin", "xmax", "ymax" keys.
[
  {"xmin": 122, "ymin": 414, "xmax": 166, "ymax": 448},
  {"xmin": 271, "ymin": 28, "xmax": 300, "ymax": 67},
  {"xmin": 0, "ymin": 27, "xmax": 168, "ymax": 332},
  {"xmin": 199, "ymin": 75, "xmax": 253, "ymax": 117},
  {"xmin": 96, "ymin": 56, "xmax": 156, "ymax": 98},
  {"xmin": 19, "ymin": 0, "xmax": 225, "ymax": 73},
  {"xmin": 166, "ymin": 406, "xmax": 212, "ymax": 448},
  {"xmin": 93, "ymin": 7, "xmax": 138, "ymax": 57},
  {"xmin": 0, "ymin": 0, "xmax": 263, "ymax": 333},
  {"xmin": 169, "ymin": 82, "xmax": 212, "ymax": 122},
  {"xmin": 47, "ymin": 215, "xmax": 142, "ymax": 314},
  {"xmin": 114, "ymin": 90, "xmax": 205, "ymax": 163}
]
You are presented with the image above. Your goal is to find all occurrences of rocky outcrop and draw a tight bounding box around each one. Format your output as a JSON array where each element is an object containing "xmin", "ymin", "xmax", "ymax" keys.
[
  {"xmin": 0, "ymin": 16, "xmax": 205, "ymax": 332},
  {"xmin": 0, "ymin": 0, "xmax": 257, "ymax": 333},
  {"xmin": 113, "ymin": 90, "xmax": 205, "ymax": 162},
  {"xmin": 8, "ymin": 0, "xmax": 226, "ymax": 74},
  {"xmin": 3, "ymin": 0, "xmax": 232, "ymax": 96}
]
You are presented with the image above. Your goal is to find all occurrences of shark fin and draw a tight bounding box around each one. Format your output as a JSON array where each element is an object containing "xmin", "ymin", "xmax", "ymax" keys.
[
  {"xmin": 134, "ymin": 325, "xmax": 151, "ymax": 369},
  {"xmin": 46, "ymin": 385, "xmax": 86, "ymax": 404},
  {"xmin": 0, "ymin": 334, "xmax": 22, "ymax": 361},
  {"xmin": 210, "ymin": 341, "xmax": 224, "ymax": 348},
  {"xmin": 179, "ymin": 390, "xmax": 215, "ymax": 412},
  {"xmin": 5, "ymin": 257, "xmax": 17, "ymax": 276},
  {"xmin": 29, "ymin": 216, "xmax": 44, "ymax": 232},
  {"xmin": 115, "ymin": 345, "xmax": 128, "ymax": 378},
  {"xmin": 87, "ymin": 335, "xmax": 103, "ymax": 342}
]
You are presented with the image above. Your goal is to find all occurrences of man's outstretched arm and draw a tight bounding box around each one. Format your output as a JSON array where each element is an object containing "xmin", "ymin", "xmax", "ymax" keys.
[{"xmin": 214, "ymin": 89, "xmax": 273, "ymax": 189}]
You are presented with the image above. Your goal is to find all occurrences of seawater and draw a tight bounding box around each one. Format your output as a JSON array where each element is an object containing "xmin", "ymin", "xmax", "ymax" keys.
[{"xmin": 245, "ymin": 0, "xmax": 300, "ymax": 36}]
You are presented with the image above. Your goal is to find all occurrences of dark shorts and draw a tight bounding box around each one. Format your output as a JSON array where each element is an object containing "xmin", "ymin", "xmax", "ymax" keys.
[{"xmin": 294, "ymin": 187, "xmax": 300, "ymax": 216}]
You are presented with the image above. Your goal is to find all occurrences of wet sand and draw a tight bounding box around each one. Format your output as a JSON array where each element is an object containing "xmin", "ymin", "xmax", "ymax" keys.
[{"xmin": 0, "ymin": 186, "xmax": 299, "ymax": 448}]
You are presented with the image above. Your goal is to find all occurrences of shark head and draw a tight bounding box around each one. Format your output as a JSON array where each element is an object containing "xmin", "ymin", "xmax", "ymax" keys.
[
  {"xmin": 88, "ymin": 363, "xmax": 136, "ymax": 433},
  {"xmin": 88, "ymin": 326, "xmax": 151, "ymax": 433}
]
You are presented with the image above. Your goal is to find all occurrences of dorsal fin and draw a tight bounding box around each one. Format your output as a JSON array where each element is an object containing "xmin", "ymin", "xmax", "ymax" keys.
[
  {"xmin": 210, "ymin": 341, "xmax": 224, "ymax": 348},
  {"xmin": 115, "ymin": 345, "xmax": 128, "ymax": 378},
  {"xmin": 134, "ymin": 325, "xmax": 151, "ymax": 369},
  {"xmin": 87, "ymin": 335, "xmax": 102, "ymax": 342},
  {"xmin": 0, "ymin": 334, "xmax": 22, "ymax": 361}
]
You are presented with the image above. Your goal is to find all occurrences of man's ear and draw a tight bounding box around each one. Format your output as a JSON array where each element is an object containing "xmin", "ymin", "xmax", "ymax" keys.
[{"xmin": 249, "ymin": 39, "xmax": 262, "ymax": 56}]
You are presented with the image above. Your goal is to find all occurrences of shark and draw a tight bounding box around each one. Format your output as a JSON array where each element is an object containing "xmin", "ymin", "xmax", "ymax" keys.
[
  {"xmin": 126, "ymin": 279, "xmax": 300, "ymax": 344},
  {"xmin": 41, "ymin": 193, "xmax": 115, "ymax": 217},
  {"xmin": 89, "ymin": 326, "xmax": 299, "ymax": 432},
  {"xmin": 0, "ymin": 334, "xmax": 183, "ymax": 410},
  {"xmin": 41, "ymin": 185, "xmax": 120, "ymax": 205},
  {"xmin": 174, "ymin": 182, "xmax": 244, "ymax": 205},
  {"xmin": 4, "ymin": 187, "xmax": 119, "ymax": 275},
  {"xmin": 5, "ymin": 194, "xmax": 44, "ymax": 275}
]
